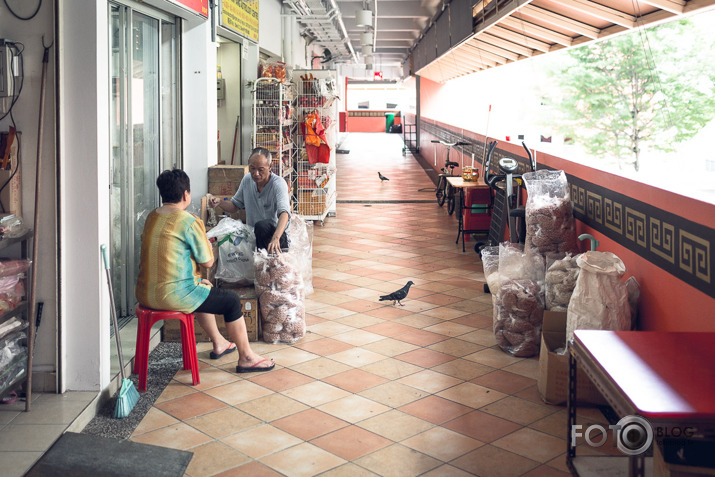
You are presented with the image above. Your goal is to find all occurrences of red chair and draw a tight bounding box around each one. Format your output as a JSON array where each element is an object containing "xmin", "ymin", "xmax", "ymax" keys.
[{"xmin": 134, "ymin": 305, "xmax": 200, "ymax": 392}]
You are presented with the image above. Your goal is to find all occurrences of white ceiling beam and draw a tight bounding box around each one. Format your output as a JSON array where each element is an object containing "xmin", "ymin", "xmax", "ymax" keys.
[
  {"xmin": 521, "ymin": 5, "xmax": 601, "ymax": 39},
  {"xmin": 637, "ymin": 0, "xmax": 685, "ymax": 14},
  {"xmin": 487, "ymin": 26, "xmax": 551, "ymax": 53},
  {"xmin": 500, "ymin": 16, "xmax": 574, "ymax": 46},
  {"xmin": 469, "ymin": 38, "xmax": 522, "ymax": 62},
  {"xmin": 550, "ymin": 0, "xmax": 637, "ymax": 28},
  {"xmin": 478, "ymin": 32, "xmax": 536, "ymax": 57}
]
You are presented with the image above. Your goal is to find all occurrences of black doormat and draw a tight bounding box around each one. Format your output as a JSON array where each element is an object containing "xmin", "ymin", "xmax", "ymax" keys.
[
  {"xmin": 82, "ymin": 342, "xmax": 183, "ymax": 440},
  {"xmin": 25, "ymin": 432, "xmax": 192, "ymax": 477}
]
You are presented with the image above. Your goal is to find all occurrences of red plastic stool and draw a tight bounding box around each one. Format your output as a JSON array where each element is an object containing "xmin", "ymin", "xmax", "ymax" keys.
[{"xmin": 134, "ymin": 305, "xmax": 200, "ymax": 392}]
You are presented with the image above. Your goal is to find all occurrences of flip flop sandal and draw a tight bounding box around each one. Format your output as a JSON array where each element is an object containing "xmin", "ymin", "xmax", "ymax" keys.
[
  {"xmin": 1, "ymin": 391, "xmax": 18, "ymax": 404},
  {"xmin": 209, "ymin": 343, "xmax": 237, "ymax": 359},
  {"xmin": 236, "ymin": 358, "xmax": 275, "ymax": 373}
]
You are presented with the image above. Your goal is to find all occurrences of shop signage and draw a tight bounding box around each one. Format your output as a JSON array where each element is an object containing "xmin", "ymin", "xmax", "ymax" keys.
[
  {"xmin": 374, "ymin": 71, "xmax": 383, "ymax": 80},
  {"xmin": 169, "ymin": 0, "xmax": 209, "ymax": 17},
  {"xmin": 220, "ymin": 0, "xmax": 259, "ymax": 42}
]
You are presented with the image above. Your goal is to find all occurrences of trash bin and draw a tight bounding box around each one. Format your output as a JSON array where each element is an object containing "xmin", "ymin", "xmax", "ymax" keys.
[{"xmin": 385, "ymin": 113, "xmax": 395, "ymax": 133}]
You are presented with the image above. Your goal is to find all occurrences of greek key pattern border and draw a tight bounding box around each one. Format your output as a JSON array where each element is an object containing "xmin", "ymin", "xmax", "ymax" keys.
[{"xmin": 567, "ymin": 174, "xmax": 713, "ymax": 297}]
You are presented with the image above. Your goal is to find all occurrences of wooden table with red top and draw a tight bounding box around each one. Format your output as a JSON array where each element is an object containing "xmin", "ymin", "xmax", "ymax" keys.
[
  {"xmin": 568, "ymin": 330, "xmax": 715, "ymax": 477},
  {"xmin": 446, "ymin": 176, "xmax": 491, "ymax": 252}
]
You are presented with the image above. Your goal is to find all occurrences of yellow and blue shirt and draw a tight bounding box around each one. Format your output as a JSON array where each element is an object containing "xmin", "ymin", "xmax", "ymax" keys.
[{"xmin": 135, "ymin": 209, "xmax": 212, "ymax": 313}]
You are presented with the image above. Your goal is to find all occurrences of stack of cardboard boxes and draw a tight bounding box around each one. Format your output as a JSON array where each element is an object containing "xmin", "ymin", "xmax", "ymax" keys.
[{"xmin": 163, "ymin": 165, "xmax": 261, "ymax": 343}]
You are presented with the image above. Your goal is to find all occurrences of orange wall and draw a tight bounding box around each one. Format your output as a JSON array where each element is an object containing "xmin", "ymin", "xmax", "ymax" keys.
[
  {"xmin": 347, "ymin": 112, "xmax": 402, "ymax": 133},
  {"xmin": 417, "ymin": 81, "xmax": 715, "ymax": 332}
]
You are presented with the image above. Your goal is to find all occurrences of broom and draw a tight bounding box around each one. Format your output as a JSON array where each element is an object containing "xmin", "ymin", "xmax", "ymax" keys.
[{"xmin": 101, "ymin": 244, "xmax": 140, "ymax": 418}]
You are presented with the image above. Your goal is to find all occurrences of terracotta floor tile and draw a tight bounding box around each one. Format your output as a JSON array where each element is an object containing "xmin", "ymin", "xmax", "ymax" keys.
[
  {"xmin": 450, "ymin": 444, "xmax": 539, "ymax": 476},
  {"xmin": 394, "ymin": 329, "xmax": 450, "ymax": 347},
  {"xmin": 398, "ymin": 395, "xmax": 473, "ymax": 425},
  {"xmin": 308, "ymin": 320, "xmax": 357, "ymax": 337},
  {"xmin": 402, "ymin": 426, "xmax": 484, "ymax": 461},
  {"xmin": 184, "ymin": 407, "xmax": 261, "ymax": 439},
  {"xmin": 358, "ymin": 381, "xmax": 429, "ymax": 408},
  {"xmin": 154, "ymin": 381, "xmax": 197, "ymax": 404},
  {"xmin": 317, "ymin": 394, "xmax": 391, "ymax": 423},
  {"xmin": 289, "ymin": 356, "xmax": 353, "ymax": 379},
  {"xmin": 427, "ymin": 338, "xmax": 485, "ymax": 357},
  {"xmin": 392, "ymin": 313, "xmax": 443, "ymax": 330},
  {"xmin": 311, "ymin": 425, "xmax": 392, "ymax": 460},
  {"xmin": 419, "ymin": 307, "xmax": 471, "ymax": 320},
  {"xmin": 130, "ymin": 422, "xmax": 212, "ymax": 450},
  {"xmin": 174, "ymin": 366, "xmax": 240, "ymax": 391},
  {"xmin": 131, "ymin": 408, "xmax": 178, "ymax": 437},
  {"xmin": 395, "ymin": 348, "xmax": 456, "ymax": 368},
  {"xmin": 247, "ymin": 368, "xmax": 314, "ymax": 392},
  {"xmin": 480, "ymin": 396, "xmax": 560, "ymax": 426},
  {"xmin": 262, "ymin": 346, "xmax": 320, "ymax": 367},
  {"xmin": 322, "ymin": 368, "xmax": 389, "ymax": 393},
  {"xmin": 360, "ymin": 337, "xmax": 419, "ymax": 357},
  {"xmin": 362, "ymin": 321, "xmax": 415, "ymax": 337},
  {"xmin": 316, "ymin": 463, "xmax": 382, "ymax": 477},
  {"xmin": 437, "ymin": 382, "xmax": 508, "ymax": 409},
  {"xmin": 471, "ymin": 370, "xmax": 537, "ymax": 395},
  {"xmin": 521, "ymin": 464, "xmax": 572, "ymax": 477},
  {"xmin": 418, "ymin": 293, "xmax": 466, "ymax": 306},
  {"xmin": 294, "ymin": 337, "xmax": 355, "ymax": 356},
  {"xmin": 492, "ymin": 427, "xmax": 566, "ymax": 463},
  {"xmin": 397, "ymin": 369, "xmax": 462, "ymax": 394},
  {"xmin": 281, "ymin": 380, "xmax": 351, "ymax": 407},
  {"xmin": 453, "ymin": 313, "xmax": 494, "ymax": 329},
  {"xmin": 338, "ymin": 299, "xmax": 385, "ymax": 313},
  {"xmin": 334, "ymin": 313, "xmax": 384, "ymax": 329},
  {"xmin": 220, "ymin": 424, "xmax": 303, "ymax": 459},
  {"xmin": 464, "ymin": 347, "xmax": 524, "ymax": 369},
  {"xmin": 272, "ymin": 408, "xmax": 349, "ymax": 440},
  {"xmin": 359, "ymin": 357, "xmax": 423, "ymax": 380},
  {"xmin": 259, "ymin": 442, "xmax": 346, "ymax": 477},
  {"xmin": 356, "ymin": 409, "xmax": 434, "ymax": 441},
  {"xmin": 331, "ymin": 329, "xmax": 385, "ymax": 346},
  {"xmin": 420, "ymin": 464, "xmax": 479, "ymax": 477},
  {"xmin": 431, "ymin": 358, "xmax": 496, "ymax": 381},
  {"xmin": 354, "ymin": 443, "xmax": 441, "ymax": 477},
  {"xmin": 364, "ymin": 306, "xmax": 414, "ymax": 320},
  {"xmin": 154, "ymin": 392, "xmax": 227, "ymax": 421},
  {"xmin": 214, "ymin": 461, "xmax": 285, "ymax": 477},
  {"xmin": 203, "ymin": 379, "xmax": 274, "ymax": 406},
  {"xmin": 236, "ymin": 393, "xmax": 309, "ymax": 422},
  {"xmin": 328, "ymin": 347, "xmax": 388, "ymax": 367},
  {"xmin": 443, "ymin": 410, "xmax": 523, "ymax": 443},
  {"xmin": 184, "ymin": 441, "xmax": 251, "ymax": 476}
]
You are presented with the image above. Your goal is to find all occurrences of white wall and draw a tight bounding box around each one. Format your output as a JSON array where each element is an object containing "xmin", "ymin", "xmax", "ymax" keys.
[
  {"xmin": 58, "ymin": 0, "xmax": 111, "ymax": 391},
  {"xmin": 0, "ymin": 0, "xmax": 59, "ymax": 390},
  {"xmin": 217, "ymin": 42, "xmax": 242, "ymax": 165},
  {"xmin": 259, "ymin": 0, "xmax": 283, "ymax": 58}
]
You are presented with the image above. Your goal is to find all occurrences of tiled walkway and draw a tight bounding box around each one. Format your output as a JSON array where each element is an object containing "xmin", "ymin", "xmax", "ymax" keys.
[{"xmin": 129, "ymin": 133, "xmax": 609, "ymax": 476}]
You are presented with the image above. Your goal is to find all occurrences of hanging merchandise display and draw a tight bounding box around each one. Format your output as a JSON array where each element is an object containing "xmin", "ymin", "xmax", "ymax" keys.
[
  {"xmin": 252, "ymin": 77, "xmax": 295, "ymax": 179},
  {"xmin": 303, "ymin": 111, "xmax": 330, "ymax": 164}
]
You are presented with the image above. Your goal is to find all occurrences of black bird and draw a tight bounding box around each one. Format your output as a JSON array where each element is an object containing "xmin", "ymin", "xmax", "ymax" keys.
[
  {"xmin": 378, "ymin": 172, "xmax": 390, "ymax": 182},
  {"xmin": 379, "ymin": 281, "xmax": 414, "ymax": 306}
]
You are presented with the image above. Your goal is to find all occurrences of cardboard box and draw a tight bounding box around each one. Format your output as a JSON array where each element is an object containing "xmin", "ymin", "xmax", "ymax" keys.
[
  {"xmin": 208, "ymin": 164, "xmax": 247, "ymax": 196},
  {"xmin": 0, "ymin": 131, "xmax": 21, "ymax": 217},
  {"xmin": 537, "ymin": 311, "xmax": 607, "ymax": 406},
  {"xmin": 162, "ymin": 286, "xmax": 260, "ymax": 342}
]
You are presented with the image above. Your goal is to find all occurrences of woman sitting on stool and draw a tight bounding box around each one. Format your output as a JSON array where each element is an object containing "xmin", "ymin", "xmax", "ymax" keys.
[{"xmin": 135, "ymin": 169, "xmax": 274, "ymax": 373}]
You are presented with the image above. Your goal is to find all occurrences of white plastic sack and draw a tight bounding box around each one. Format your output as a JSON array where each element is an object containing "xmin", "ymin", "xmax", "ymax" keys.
[
  {"xmin": 566, "ymin": 251, "xmax": 631, "ymax": 342},
  {"xmin": 545, "ymin": 253, "xmax": 580, "ymax": 311},
  {"xmin": 288, "ymin": 215, "xmax": 314, "ymax": 296},
  {"xmin": 207, "ymin": 218, "xmax": 256, "ymax": 285}
]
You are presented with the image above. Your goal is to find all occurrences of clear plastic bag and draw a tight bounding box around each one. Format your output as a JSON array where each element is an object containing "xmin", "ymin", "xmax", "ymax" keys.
[
  {"xmin": 207, "ymin": 218, "xmax": 256, "ymax": 285},
  {"xmin": 481, "ymin": 246, "xmax": 500, "ymax": 295},
  {"xmin": 288, "ymin": 215, "xmax": 314, "ymax": 296},
  {"xmin": 258, "ymin": 59, "xmax": 291, "ymax": 83},
  {"xmin": 545, "ymin": 253, "xmax": 580, "ymax": 311},
  {"xmin": 566, "ymin": 251, "xmax": 631, "ymax": 342},
  {"xmin": 254, "ymin": 249, "xmax": 306, "ymax": 344},
  {"xmin": 522, "ymin": 170, "xmax": 579, "ymax": 256},
  {"xmin": 493, "ymin": 243, "xmax": 545, "ymax": 357}
]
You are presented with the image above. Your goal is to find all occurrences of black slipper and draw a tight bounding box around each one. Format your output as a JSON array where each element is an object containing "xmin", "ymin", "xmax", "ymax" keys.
[
  {"xmin": 236, "ymin": 358, "xmax": 275, "ymax": 373},
  {"xmin": 209, "ymin": 343, "xmax": 237, "ymax": 359}
]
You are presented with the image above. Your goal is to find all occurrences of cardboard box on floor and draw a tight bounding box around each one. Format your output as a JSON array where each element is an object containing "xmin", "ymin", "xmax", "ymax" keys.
[
  {"xmin": 162, "ymin": 285, "xmax": 260, "ymax": 342},
  {"xmin": 208, "ymin": 164, "xmax": 247, "ymax": 196},
  {"xmin": 538, "ymin": 311, "xmax": 607, "ymax": 406}
]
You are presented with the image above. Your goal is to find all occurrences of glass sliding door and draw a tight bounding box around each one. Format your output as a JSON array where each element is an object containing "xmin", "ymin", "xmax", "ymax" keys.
[{"xmin": 109, "ymin": 2, "xmax": 180, "ymax": 319}]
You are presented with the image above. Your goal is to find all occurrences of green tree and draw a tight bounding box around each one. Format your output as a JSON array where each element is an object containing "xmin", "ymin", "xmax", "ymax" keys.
[{"xmin": 549, "ymin": 19, "xmax": 715, "ymax": 171}]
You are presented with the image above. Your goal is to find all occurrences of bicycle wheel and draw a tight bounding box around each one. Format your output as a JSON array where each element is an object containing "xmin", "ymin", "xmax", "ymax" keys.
[
  {"xmin": 436, "ymin": 177, "xmax": 446, "ymax": 206},
  {"xmin": 447, "ymin": 189, "xmax": 456, "ymax": 215}
]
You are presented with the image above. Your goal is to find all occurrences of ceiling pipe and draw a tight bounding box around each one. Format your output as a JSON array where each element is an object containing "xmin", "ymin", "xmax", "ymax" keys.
[{"xmin": 372, "ymin": 0, "xmax": 378, "ymax": 55}]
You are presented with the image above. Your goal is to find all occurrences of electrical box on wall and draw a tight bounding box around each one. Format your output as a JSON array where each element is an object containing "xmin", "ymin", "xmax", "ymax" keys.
[
  {"xmin": 0, "ymin": 40, "xmax": 17, "ymax": 99},
  {"xmin": 217, "ymin": 78, "xmax": 226, "ymax": 100}
]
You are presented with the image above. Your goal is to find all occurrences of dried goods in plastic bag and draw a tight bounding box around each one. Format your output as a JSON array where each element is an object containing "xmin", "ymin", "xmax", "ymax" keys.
[
  {"xmin": 545, "ymin": 253, "xmax": 580, "ymax": 311},
  {"xmin": 522, "ymin": 170, "xmax": 579, "ymax": 256},
  {"xmin": 207, "ymin": 218, "xmax": 256, "ymax": 285}
]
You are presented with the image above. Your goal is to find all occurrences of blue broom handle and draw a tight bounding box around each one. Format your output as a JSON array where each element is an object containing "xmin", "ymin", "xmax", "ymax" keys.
[{"xmin": 101, "ymin": 244, "xmax": 127, "ymax": 382}]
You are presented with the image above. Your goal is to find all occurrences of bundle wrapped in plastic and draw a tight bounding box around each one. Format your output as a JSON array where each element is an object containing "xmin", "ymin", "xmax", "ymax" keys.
[
  {"xmin": 481, "ymin": 246, "xmax": 501, "ymax": 294},
  {"xmin": 288, "ymin": 215, "xmax": 314, "ymax": 296},
  {"xmin": 207, "ymin": 218, "xmax": 256, "ymax": 286},
  {"xmin": 493, "ymin": 243, "xmax": 545, "ymax": 357},
  {"xmin": 258, "ymin": 59, "xmax": 291, "ymax": 83},
  {"xmin": 0, "ymin": 274, "xmax": 25, "ymax": 316},
  {"xmin": 254, "ymin": 249, "xmax": 305, "ymax": 344},
  {"xmin": 545, "ymin": 253, "xmax": 580, "ymax": 311},
  {"xmin": 522, "ymin": 170, "xmax": 579, "ymax": 256},
  {"xmin": 566, "ymin": 251, "xmax": 631, "ymax": 342}
]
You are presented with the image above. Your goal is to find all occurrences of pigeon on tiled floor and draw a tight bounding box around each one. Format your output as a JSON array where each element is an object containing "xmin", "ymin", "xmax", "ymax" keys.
[
  {"xmin": 378, "ymin": 172, "xmax": 389, "ymax": 182},
  {"xmin": 379, "ymin": 280, "xmax": 414, "ymax": 306}
]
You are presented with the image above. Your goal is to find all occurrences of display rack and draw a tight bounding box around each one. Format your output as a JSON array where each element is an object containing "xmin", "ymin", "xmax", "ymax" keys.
[
  {"xmin": 252, "ymin": 78, "xmax": 296, "ymax": 181},
  {"xmin": 293, "ymin": 69, "xmax": 338, "ymax": 224},
  {"xmin": 0, "ymin": 229, "xmax": 34, "ymax": 411}
]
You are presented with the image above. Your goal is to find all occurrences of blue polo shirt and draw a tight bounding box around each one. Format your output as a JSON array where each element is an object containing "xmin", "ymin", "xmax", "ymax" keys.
[{"xmin": 230, "ymin": 173, "xmax": 291, "ymax": 228}]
